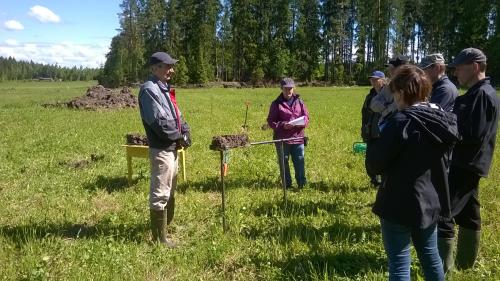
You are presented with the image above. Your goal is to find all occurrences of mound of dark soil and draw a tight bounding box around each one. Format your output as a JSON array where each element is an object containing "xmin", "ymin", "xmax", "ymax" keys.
[
  {"xmin": 126, "ymin": 133, "xmax": 148, "ymax": 146},
  {"xmin": 209, "ymin": 134, "xmax": 249, "ymax": 150},
  {"xmin": 43, "ymin": 85, "xmax": 137, "ymax": 110}
]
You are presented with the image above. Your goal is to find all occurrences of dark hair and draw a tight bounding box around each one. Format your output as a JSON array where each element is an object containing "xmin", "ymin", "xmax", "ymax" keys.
[
  {"xmin": 479, "ymin": 62, "xmax": 487, "ymax": 72},
  {"xmin": 389, "ymin": 65, "xmax": 432, "ymax": 106}
]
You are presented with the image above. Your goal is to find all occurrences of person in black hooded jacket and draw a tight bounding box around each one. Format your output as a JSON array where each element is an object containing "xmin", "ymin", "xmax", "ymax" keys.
[{"xmin": 367, "ymin": 65, "xmax": 459, "ymax": 281}]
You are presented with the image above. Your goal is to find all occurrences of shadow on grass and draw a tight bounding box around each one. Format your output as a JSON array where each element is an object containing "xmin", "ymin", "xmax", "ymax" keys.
[
  {"xmin": 177, "ymin": 176, "xmax": 279, "ymax": 193},
  {"xmin": 252, "ymin": 200, "xmax": 340, "ymax": 217},
  {"xmin": 83, "ymin": 175, "xmax": 145, "ymax": 193},
  {"xmin": 309, "ymin": 180, "xmax": 373, "ymax": 193},
  {"xmin": 244, "ymin": 218, "xmax": 384, "ymax": 278},
  {"xmin": 242, "ymin": 219, "xmax": 380, "ymax": 245},
  {"xmin": 177, "ymin": 178, "xmax": 371, "ymax": 194},
  {"xmin": 274, "ymin": 250, "xmax": 384, "ymax": 279},
  {"xmin": 0, "ymin": 220, "xmax": 148, "ymax": 246}
]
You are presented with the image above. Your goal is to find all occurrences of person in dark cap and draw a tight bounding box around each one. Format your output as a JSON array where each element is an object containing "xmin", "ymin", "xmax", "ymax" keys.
[
  {"xmin": 418, "ymin": 53, "xmax": 458, "ymax": 112},
  {"xmin": 437, "ymin": 47, "xmax": 499, "ymax": 273},
  {"xmin": 138, "ymin": 51, "xmax": 191, "ymax": 247},
  {"xmin": 361, "ymin": 70, "xmax": 386, "ymax": 186},
  {"xmin": 370, "ymin": 55, "xmax": 409, "ymax": 126},
  {"xmin": 267, "ymin": 77, "xmax": 310, "ymax": 189}
]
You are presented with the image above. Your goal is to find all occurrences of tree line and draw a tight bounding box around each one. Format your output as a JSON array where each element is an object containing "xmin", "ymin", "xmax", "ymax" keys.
[
  {"xmin": 100, "ymin": 0, "xmax": 500, "ymax": 87},
  {"xmin": 0, "ymin": 56, "xmax": 101, "ymax": 82}
]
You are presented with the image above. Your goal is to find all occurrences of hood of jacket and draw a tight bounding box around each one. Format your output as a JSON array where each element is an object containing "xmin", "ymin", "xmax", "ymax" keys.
[{"xmin": 402, "ymin": 103, "xmax": 460, "ymax": 146}]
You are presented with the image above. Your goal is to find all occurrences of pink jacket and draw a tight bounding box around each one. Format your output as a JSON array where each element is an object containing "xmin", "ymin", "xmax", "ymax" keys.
[{"xmin": 267, "ymin": 94, "xmax": 309, "ymax": 144}]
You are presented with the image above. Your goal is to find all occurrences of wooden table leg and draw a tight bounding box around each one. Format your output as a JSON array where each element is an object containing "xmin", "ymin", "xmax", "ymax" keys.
[{"xmin": 178, "ymin": 149, "xmax": 186, "ymax": 181}]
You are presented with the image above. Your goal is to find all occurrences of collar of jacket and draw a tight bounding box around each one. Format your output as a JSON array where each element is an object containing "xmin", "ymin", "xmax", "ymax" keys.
[
  {"xmin": 434, "ymin": 75, "xmax": 449, "ymax": 86},
  {"xmin": 149, "ymin": 75, "xmax": 170, "ymax": 93},
  {"xmin": 465, "ymin": 77, "xmax": 491, "ymax": 96},
  {"xmin": 276, "ymin": 93, "xmax": 300, "ymax": 103}
]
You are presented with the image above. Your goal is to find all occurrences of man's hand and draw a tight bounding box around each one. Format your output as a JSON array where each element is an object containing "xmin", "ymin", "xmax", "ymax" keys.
[
  {"xmin": 179, "ymin": 133, "xmax": 191, "ymax": 148},
  {"xmin": 283, "ymin": 123, "xmax": 294, "ymax": 130}
]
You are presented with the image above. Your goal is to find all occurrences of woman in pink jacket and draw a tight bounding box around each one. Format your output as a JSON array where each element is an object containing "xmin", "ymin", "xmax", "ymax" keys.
[{"xmin": 267, "ymin": 78, "xmax": 310, "ymax": 188}]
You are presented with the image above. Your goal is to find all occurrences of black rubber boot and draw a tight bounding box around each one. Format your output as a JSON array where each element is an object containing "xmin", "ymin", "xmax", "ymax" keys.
[
  {"xmin": 166, "ymin": 196, "xmax": 175, "ymax": 225},
  {"xmin": 455, "ymin": 227, "xmax": 480, "ymax": 270},
  {"xmin": 150, "ymin": 209, "xmax": 176, "ymax": 248},
  {"xmin": 438, "ymin": 237, "xmax": 455, "ymax": 274}
]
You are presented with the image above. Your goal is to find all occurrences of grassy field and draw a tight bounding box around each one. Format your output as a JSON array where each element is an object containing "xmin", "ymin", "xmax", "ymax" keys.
[{"xmin": 0, "ymin": 81, "xmax": 498, "ymax": 280}]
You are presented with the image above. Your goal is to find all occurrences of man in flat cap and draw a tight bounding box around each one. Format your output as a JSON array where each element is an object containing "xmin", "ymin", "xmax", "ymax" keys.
[
  {"xmin": 370, "ymin": 55, "xmax": 409, "ymax": 126},
  {"xmin": 438, "ymin": 48, "xmax": 499, "ymax": 272},
  {"xmin": 138, "ymin": 51, "xmax": 191, "ymax": 247},
  {"xmin": 361, "ymin": 70, "xmax": 386, "ymax": 186},
  {"xmin": 418, "ymin": 53, "xmax": 458, "ymax": 112}
]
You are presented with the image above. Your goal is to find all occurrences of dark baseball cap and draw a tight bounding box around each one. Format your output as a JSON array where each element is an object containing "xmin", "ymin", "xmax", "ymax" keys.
[
  {"xmin": 418, "ymin": 53, "xmax": 445, "ymax": 69},
  {"xmin": 385, "ymin": 55, "xmax": 410, "ymax": 67},
  {"xmin": 368, "ymin": 70, "xmax": 385, "ymax": 79},
  {"xmin": 448, "ymin": 48, "xmax": 487, "ymax": 67},
  {"xmin": 149, "ymin": 52, "xmax": 178, "ymax": 66},
  {"xmin": 280, "ymin": 77, "xmax": 295, "ymax": 88}
]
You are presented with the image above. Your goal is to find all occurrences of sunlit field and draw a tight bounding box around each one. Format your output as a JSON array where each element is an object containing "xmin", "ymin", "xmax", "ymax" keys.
[{"xmin": 0, "ymin": 81, "xmax": 498, "ymax": 280}]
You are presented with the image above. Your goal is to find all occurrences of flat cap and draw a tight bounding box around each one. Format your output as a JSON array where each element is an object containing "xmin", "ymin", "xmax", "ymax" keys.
[
  {"xmin": 448, "ymin": 48, "xmax": 486, "ymax": 67},
  {"xmin": 149, "ymin": 52, "xmax": 178, "ymax": 66},
  {"xmin": 418, "ymin": 53, "xmax": 445, "ymax": 69},
  {"xmin": 385, "ymin": 55, "xmax": 410, "ymax": 67}
]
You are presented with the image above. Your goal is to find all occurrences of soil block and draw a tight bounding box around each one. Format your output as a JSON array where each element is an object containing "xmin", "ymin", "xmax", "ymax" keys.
[{"xmin": 209, "ymin": 134, "xmax": 250, "ymax": 150}]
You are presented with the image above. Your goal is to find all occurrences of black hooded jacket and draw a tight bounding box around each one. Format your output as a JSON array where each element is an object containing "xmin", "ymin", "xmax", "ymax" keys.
[{"xmin": 367, "ymin": 103, "xmax": 460, "ymax": 229}]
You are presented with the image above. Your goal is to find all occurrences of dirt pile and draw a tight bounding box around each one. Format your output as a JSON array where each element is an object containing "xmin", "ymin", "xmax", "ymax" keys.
[
  {"xmin": 67, "ymin": 85, "xmax": 137, "ymax": 110},
  {"xmin": 209, "ymin": 134, "xmax": 250, "ymax": 150},
  {"xmin": 125, "ymin": 133, "xmax": 148, "ymax": 146},
  {"xmin": 43, "ymin": 85, "xmax": 138, "ymax": 110}
]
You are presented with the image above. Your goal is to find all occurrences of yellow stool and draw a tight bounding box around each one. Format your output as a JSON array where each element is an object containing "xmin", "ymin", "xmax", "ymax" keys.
[{"xmin": 123, "ymin": 145, "xmax": 186, "ymax": 186}]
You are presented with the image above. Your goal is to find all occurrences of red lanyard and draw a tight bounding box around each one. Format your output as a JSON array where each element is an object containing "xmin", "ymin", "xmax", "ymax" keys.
[{"xmin": 169, "ymin": 88, "xmax": 181, "ymax": 132}]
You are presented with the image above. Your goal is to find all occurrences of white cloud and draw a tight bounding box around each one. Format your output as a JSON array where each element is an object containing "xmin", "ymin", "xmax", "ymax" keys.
[
  {"xmin": 4, "ymin": 20, "xmax": 24, "ymax": 30},
  {"xmin": 5, "ymin": 39, "xmax": 19, "ymax": 46},
  {"xmin": 0, "ymin": 41, "xmax": 109, "ymax": 68},
  {"xmin": 28, "ymin": 5, "xmax": 61, "ymax": 23}
]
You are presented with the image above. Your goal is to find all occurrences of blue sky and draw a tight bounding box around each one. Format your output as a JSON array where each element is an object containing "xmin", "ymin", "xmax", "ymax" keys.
[{"xmin": 0, "ymin": 0, "xmax": 122, "ymax": 68}]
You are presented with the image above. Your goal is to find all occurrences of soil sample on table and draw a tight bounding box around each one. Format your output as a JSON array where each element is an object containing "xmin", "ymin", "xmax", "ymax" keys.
[
  {"xmin": 126, "ymin": 133, "xmax": 149, "ymax": 146},
  {"xmin": 209, "ymin": 134, "xmax": 249, "ymax": 150}
]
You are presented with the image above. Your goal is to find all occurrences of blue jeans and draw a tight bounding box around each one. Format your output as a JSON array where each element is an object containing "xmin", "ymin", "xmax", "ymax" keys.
[
  {"xmin": 381, "ymin": 219, "xmax": 444, "ymax": 281},
  {"xmin": 275, "ymin": 143, "xmax": 306, "ymax": 187}
]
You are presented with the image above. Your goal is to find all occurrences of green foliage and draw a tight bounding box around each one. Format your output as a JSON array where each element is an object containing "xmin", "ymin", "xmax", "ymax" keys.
[
  {"xmin": 251, "ymin": 66, "xmax": 265, "ymax": 85},
  {"xmin": 0, "ymin": 57, "xmax": 100, "ymax": 82},
  {"xmin": 171, "ymin": 56, "xmax": 189, "ymax": 86},
  {"xmin": 96, "ymin": 0, "xmax": 500, "ymax": 86},
  {"xmin": 0, "ymin": 81, "xmax": 499, "ymax": 280}
]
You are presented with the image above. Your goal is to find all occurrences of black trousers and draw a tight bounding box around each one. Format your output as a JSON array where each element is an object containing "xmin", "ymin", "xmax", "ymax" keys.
[
  {"xmin": 365, "ymin": 139, "xmax": 379, "ymax": 183},
  {"xmin": 438, "ymin": 165, "xmax": 481, "ymax": 239}
]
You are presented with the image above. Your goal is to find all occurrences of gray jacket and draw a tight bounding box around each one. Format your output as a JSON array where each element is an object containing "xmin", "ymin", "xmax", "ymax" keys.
[{"xmin": 138, "ymin": 76, "xmax": 187, "ymax": 150}]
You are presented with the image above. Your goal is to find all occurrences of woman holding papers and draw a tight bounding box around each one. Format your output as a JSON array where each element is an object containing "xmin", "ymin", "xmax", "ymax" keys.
[{"xmin": 267, "ymin": 78, "xmax": 310, "ymax": 189}]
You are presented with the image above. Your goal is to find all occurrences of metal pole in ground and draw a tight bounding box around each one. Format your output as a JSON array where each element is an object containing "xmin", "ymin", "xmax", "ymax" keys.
[
  {"xmin": 280, "ymin": 140, "xmax": 287, "ymax": 204},
  {"xmin": 220, "ymin": 150, "xmax": 227, "ymax": 232}
]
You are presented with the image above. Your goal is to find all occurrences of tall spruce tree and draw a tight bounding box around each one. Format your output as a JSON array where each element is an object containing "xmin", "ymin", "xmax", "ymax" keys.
[{"xmin": 294, "ymin": 0, "xmax": 321, "ymax": 82}]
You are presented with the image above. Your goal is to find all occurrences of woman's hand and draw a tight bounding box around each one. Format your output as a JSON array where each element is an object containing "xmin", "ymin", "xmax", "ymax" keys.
[{"xmin": 283, "ymin": 123, "xmax": 294, "ymax": 130}]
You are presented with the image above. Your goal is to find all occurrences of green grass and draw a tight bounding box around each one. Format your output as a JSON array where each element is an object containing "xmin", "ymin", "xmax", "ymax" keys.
[{"xmin": 0, "ymin": 80, "xmax": 499, "ymax": 280}]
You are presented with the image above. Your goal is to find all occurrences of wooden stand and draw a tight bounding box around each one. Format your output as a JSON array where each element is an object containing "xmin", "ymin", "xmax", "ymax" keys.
[{"xmin": 123, "ymin": 145, "xmax": 186, "ymax": 185}]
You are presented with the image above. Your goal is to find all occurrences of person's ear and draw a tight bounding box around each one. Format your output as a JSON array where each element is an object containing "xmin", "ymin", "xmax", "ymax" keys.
[{"xmin": 472, "ymin": 62, "xmax": 480, "ymax": 73}]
